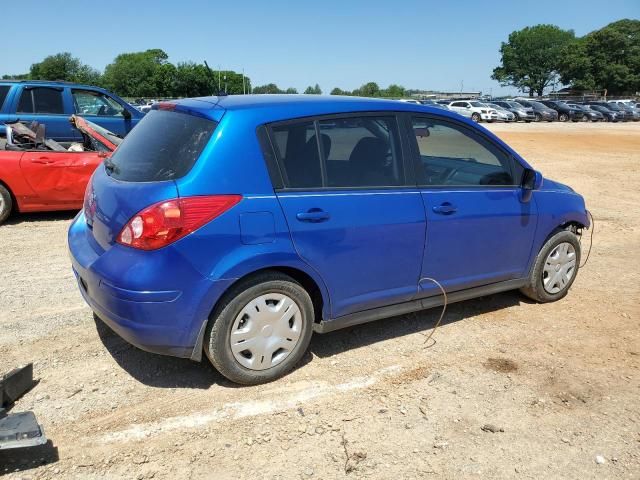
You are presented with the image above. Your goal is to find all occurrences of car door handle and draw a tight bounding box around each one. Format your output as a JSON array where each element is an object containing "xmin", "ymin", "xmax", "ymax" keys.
[
  {"xmin": 31, "ymin": 157, "xmax": 54, "ymax": 164},
  {"xmin": 432, "ymin": 203, "xmax": 457, "ymax": 215},
  {"xmin": 296, "ymin": 209, "xmax": 330, "ymax": 223}
]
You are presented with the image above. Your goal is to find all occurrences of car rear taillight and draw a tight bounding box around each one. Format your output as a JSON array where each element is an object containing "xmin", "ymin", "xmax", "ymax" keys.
[{"xmin": 117, "ymin": 195, "xmax": 242, "ymax": 250}]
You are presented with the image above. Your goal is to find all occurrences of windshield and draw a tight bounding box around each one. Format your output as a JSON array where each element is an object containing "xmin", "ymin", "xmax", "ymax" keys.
[
  {"xmin": 108, "ymin": 110, "xmax": 217, "ymax": 182},
  {"xmin": 507, "ymin": 102, "xmax": 524, "ymax": 109}
]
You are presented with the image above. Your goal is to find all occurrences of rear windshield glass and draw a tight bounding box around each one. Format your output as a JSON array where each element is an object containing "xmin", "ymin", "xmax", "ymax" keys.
[{"xmin": 108, "ymin": 110, "xmax": 216, "ymax": 182}]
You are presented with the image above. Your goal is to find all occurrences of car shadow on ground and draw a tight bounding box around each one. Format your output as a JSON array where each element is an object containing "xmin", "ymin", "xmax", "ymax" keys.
[
  {"xmin": 4, "ymin": 210, "xmax": 77, "ymax": 226},
  {"xmin": 310, "ymin": 290, "xmax": 527, "ymax": 358},
  {"xmin": 94, "ymin": 291, "xmax": 527, "ymax": 389}
]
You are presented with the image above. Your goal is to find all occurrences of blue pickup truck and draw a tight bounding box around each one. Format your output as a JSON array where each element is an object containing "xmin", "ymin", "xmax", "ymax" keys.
[{"xmin": 0, "ymin": 80, "xmax": 144, "ymax": 141}]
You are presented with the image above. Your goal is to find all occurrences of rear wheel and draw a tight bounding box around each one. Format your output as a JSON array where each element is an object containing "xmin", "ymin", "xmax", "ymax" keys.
[
  {"xmin": 471, "ymin": 113, "xmax": 481, "ymax": 123},
  {"xmin": 534, "ymin": 113, "xmax": 542, "ymax": 122},
  {"xmin": 581, "ymin": 114, "xmax": 589, "ymax": 122},
  {"xmin": 520, "ymin": 230, "xmax": 581, "ymax": 303},
  {"xmin": 204, "ymin": 271, "xmax": 314, "ymax": 385},
  {"xmin": 559, "ymin": 113, "xmax": 568, "ymax": 122},
  {"xmin": 0, "ymin": 184, "xmax": 13, "ymax": 225}
]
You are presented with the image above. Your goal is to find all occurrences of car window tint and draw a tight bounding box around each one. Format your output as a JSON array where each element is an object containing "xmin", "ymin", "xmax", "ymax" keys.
[
  {"xmin": 72, "ymin": 90, "xmax": 124, "ymax": 116},
  {"xmin": 0, "ymin": 86, "xmax": 10, "ymax": 110},
  {"xmin": 17, "ymin": 87, "xmax": 64, "ymax": 114},
  {"xmin": 411, "ymin": 117, "xmax": 515, "ymax": 187},
  {"xmin": 318, "ymin": 117, "xmax": 403, "ymax": 188},
  {"xmin": 270, "ymin": 121, "xmax": 322, "ymax": 188}
]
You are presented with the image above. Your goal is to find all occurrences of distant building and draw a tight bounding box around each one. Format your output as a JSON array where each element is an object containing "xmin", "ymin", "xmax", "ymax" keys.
[{"xmin": 410, "ymin": 90, "xmax": 482, "ymax": 100}]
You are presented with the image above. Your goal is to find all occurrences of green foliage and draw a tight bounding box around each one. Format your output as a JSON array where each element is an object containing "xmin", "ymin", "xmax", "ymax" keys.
[
  {"xmin": 253, "ymin": 83, "xmax": 284, "ymax": 94},
  {"xmin": 381, "ymin": 84, "xmax": 405, "ymax": 98},
  {"xmin": 330, "ymin": 87, "xmax": 348, "ymax": 95},
  {"xmin": 492, "ymin": 25, "xmax": 575, "ymax": 96},
  {"xmin": 285, "ymin": 87, "xmax": 298, "ymax": 94},
  {"xmin": 356, "ymin": 82, "xmax": 380, "ymax": 97},
  {"xmin": 29, "ymin": 52, "xmax": 101, "ymax": 85},
  {"xmin": 102, "ymin": 49, "xmax": 170, "ymax": 97},
  {"xmin": 560, "ymin": 19, "xmax": 640, "ymax": 95},
  {"xmin": 304, "ymin": 84, "xmax": 322, "ymax": 94}
]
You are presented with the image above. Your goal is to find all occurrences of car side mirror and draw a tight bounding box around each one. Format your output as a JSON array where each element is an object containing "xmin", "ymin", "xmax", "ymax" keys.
[
  {"xmin": 122, "ymin": 108, "xmax": 132, "ymax": 119},
  {"xmin": 521, "ymin": 168, "xmax": 543, "ymax": 203}
]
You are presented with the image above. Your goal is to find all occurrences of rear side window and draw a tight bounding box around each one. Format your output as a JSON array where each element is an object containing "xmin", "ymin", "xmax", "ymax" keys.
[
  {"xmin": 108, "ymin": 110, "xmax": 216, "ymax": 182},
  {"xmin": 0, "ymin": 86, "xmax": 10, "ymax": 110},
  {"xmin": 269, "ymin": 115, "xmax": 404, "ymax": 189},
  {"xmin": 17, "ymin": 87, "xmax": 64, "ymax": 114}
]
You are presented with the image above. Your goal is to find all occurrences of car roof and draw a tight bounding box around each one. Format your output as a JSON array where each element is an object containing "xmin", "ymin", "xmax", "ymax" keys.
[
  {"xmin": 168, "ymin": 94, "xmax": 463, "ymax": 124},
  {"xmin": 0, "ymin": 79, "xmax": 109, "ymax": 91}
]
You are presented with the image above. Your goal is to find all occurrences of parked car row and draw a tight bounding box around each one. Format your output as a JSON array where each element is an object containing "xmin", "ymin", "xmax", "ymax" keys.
[{"xmin": 400, "ymin": 97, "xmax": 640, "ymax": 124}]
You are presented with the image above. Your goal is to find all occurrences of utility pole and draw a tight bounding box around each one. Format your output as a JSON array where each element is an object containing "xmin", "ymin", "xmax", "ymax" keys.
[
  {"xmin": 242, "ymin": 69, "xmax": 246, "ymax": 95},
  {"xmin": 218, "ymin": 65, "xmax": 221, "ymax": 92}
]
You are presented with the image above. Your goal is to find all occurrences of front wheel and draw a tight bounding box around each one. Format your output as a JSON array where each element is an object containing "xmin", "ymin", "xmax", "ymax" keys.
[
  {"xmin": 520, "ymin": 230, "xmax": 581, "ymax": 303},
  {"xmin": 204, "ymin": 271, "xmax": 314, "ymax": 385},
  {"xmin": 534, "ymin": 113, "xmax": 542, "ymax": 122},
  {"xmin": 559, "ymin": 113, "xmax": 568, "ymax": 122},
  {"xmin": 471, "ymin": 113, "xmax": 481, "ymax": 123},
  {"xmin": 0, "ymin": 184, "xmax": 13, "ymax": 225}
]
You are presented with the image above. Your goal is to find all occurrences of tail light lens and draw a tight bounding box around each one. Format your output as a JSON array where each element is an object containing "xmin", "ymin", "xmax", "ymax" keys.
[{"xmin": 117, "ymin": 195, "xmax": 242, "ymax": 250}]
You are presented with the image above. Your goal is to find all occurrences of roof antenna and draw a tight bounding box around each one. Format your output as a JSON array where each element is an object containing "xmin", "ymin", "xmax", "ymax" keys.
[{"xmin": 204, "ymin": 60, "xmax": 227, "ymax": 97}]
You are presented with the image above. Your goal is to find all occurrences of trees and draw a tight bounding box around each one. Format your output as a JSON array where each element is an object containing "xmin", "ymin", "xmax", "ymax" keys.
[
  {"xmin": 29, "ymin": 52, "xmax": 101, "ymax": 85},
  {"xmin": 102, "ymin": 49, "xmax": 170, "ymax": 97},
  {"xmin": 285, "ymin": 87, "xmax": 298, "ymax": 94},
  {"xmin": 330, "ymin": 87, "xmax": 348, "ymax": 95},
  {"xmin": 382, "ymin": 84, "xmax": 405, "ymax": 98},
  {"xmin": 560, "ymin": 19, "xmax": 640, "ymax": 95},
  {"xmin": 492, "ymin": 25, "xmax": 575, "ymax": 96},
  {"xmin": 303, "ymin": 84, "xmax": 322, "ymax": 94},
  {"xmin": 253, "ymin": 83, "xmax": 284, "ymax": 94}
]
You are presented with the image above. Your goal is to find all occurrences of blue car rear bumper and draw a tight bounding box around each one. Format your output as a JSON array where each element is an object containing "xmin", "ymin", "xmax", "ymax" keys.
[{"xmin": 68, "ymin": 213, "xmax": 234, "ymax": 358}]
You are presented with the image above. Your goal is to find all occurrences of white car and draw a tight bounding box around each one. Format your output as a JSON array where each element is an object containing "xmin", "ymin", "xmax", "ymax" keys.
[
  {"xmin": 486, "ymin": 103, "xmax": 515, "ymax": 122},
  {"xmin": 397, "ymin": 99, "xmax": 421, "ymax": 104},
  {"xmin": 448, "ymin": 100, "xmax": 499, "ymax": 123}
]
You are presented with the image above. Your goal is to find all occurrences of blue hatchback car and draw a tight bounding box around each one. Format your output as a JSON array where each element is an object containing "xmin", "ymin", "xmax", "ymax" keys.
[{"xmin": 68, "ymin": 95, "xmax": 590, "ymax": 384}]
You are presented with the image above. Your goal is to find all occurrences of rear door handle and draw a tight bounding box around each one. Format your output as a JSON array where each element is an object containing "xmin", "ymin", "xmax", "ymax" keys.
[
  {"xmin": 432, "ymin": 203, "xmax": 457, "ymax": 215},
  {"xmin": 296, "ymin": 209, "xmax": 330, "ymax": 223}
]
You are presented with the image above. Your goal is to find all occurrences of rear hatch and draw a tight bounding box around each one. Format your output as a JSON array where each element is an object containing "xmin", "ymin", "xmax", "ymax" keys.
[{"xmin": 85, "ymin": 105, "xmax": 221, "ymax": 251}]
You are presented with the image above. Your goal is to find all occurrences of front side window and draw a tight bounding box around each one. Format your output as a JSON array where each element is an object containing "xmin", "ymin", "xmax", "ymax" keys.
[
  {"xmin": 17, "ymin": 87, "xmax": 64, "ymax": 114},
  {"xmin": 72, "ymin": 89, "xmax": 125, "ymax": 116},
  {"xmin": 411, "ymin": 117, "xmax": 517, "ymax": 187},
  {"xmin": 270, "ymin": 115, "xmax": 404, "ymax": 189}
]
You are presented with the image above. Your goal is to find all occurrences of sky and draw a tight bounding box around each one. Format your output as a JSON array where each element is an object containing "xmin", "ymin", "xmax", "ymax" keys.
[{"xmin": 1, "ymin": 0, "xmax": 638, "ymax": 96}]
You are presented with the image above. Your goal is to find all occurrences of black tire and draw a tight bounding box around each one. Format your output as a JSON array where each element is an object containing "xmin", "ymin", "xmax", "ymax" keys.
[
  {"xmin": 534, "ymin": 113, "xmax": 542, "ymax": 122},
  {"xmin": 0, "ymin": 184, "xmax": 13, "ymax": 225},
  {"xmin": 204, "ymin": 271, "xmax": 314, "ymax": 385},
  {"xmin": 514, "ymin": 113, "xmax": 521, "ymax": 122},
  {"xmin": 581, "ymin": 114, "xmax": 588, "ymax": 122},
  {"xmin": 559, "ymin": 113, "xmax": 568, "ymax": 122},
  {"xmin": 520, "ymin": 230, "xmax": 581, "ymax": 303},
  {"xmin": 471, "ymin": 113, "xmax": 481, "ymax": 123}
]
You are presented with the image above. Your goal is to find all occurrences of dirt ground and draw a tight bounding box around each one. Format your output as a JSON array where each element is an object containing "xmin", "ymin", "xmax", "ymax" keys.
[{"xmin": 1, "ymin": 122, "xmax": 639, "ymax": 480}]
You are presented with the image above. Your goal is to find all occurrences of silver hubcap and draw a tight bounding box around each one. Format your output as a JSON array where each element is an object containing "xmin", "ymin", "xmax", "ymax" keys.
[
  {"xmin": 542, "ymin": 242, "xmax": 577, "ymax": 294},
  {"xmin": 0, "ymin": 196, "xmax": 5, "ymax": 213},
  {"xmin": 230, "ymin": 293, "xmax": 302, "ymax": 371}
]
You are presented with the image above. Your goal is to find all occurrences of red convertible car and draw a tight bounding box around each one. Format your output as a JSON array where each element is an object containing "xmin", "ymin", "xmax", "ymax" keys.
[{"xmin": 0, "ymin": 116, "xmax": 119, "ymax": 224}]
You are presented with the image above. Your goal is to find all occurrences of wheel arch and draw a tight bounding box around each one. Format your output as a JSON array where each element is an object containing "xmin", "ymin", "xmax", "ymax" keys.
[
  {"xmin": 190, "ymin": 263, "xmax": 330, "ymax": 362},
  {"xmin": 0, "ymin": 178, "xmax": 18, "ymax": 214}
]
